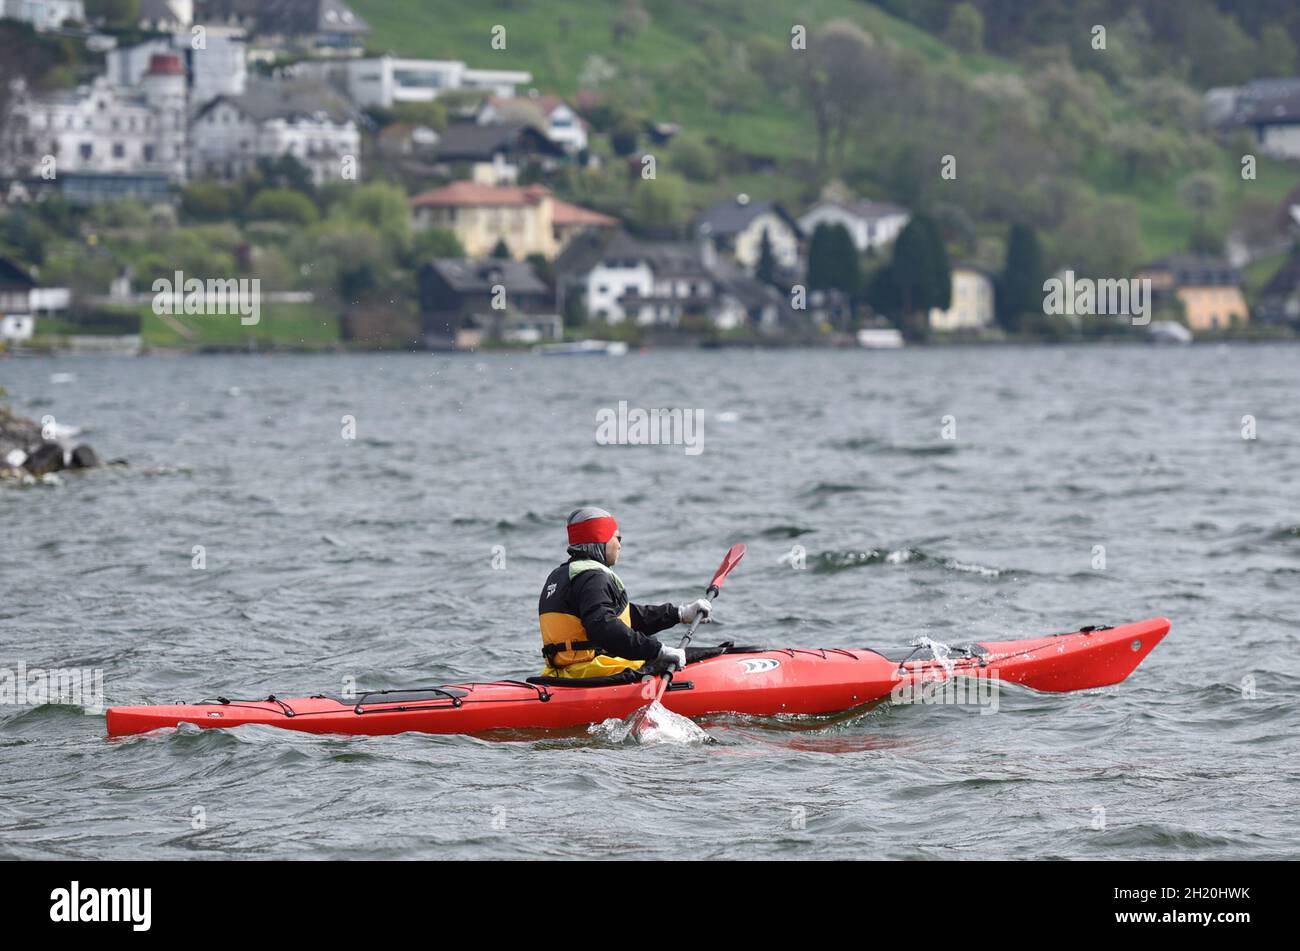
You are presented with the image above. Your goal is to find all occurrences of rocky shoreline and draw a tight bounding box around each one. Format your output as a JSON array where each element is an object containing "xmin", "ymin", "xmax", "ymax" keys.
[{"xmin": 0, "ymin": 402, "xmax": 114, "ymax": 485}]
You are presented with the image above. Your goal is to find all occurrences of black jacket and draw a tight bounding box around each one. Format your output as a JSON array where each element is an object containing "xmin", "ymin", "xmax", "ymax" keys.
[{"xmin": 540, "ymin": 559, "xmax": 680, "ymax": 661}]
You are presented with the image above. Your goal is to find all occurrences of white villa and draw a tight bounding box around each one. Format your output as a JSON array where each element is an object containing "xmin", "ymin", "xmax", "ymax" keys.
[
  {"xmin": 1, "ymin": 54, "xmax": 188, "ymax": 182},
  {"xmin": 294, "ymin": 56, "xmax": 532, "ymax": 109},
  {"xmin": 586, "ymin": 233, "xmax": 716, "ymax": 326},
  {"xmin": 190, "ymin": 77, "xmax": 361, "ymax": 185},
  {"xmin": 799, "ymin": 198, "xmax": 910, "ymax": 253}
]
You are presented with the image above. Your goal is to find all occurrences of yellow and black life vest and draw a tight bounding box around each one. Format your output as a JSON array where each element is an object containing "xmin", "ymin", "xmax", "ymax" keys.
[{"xmin": 538, "ymin": 559, "xmax": 632, "ymax": 667}]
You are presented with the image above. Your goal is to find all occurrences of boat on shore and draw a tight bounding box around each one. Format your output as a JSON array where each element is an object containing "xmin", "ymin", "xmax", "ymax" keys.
[{"xmin": 535, "ymin": 339, "xmax": 629, "ymax": 356}]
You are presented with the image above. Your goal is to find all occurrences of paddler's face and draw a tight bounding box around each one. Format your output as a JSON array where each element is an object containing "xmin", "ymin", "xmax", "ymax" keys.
[{"xmin": 605, "ymin": 532, "xmax": 622, "ymax": 566}]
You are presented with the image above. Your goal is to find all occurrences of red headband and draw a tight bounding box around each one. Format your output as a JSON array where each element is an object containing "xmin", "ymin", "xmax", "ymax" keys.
[{"xmin": 568, "ymin": 516, "xmax": 618, "ymax": 545}]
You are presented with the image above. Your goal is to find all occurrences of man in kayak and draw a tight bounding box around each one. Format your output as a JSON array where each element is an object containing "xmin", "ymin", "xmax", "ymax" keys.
[{"xmin": 538, "ymin": 507, "xmax": 713, "ymax": 679}]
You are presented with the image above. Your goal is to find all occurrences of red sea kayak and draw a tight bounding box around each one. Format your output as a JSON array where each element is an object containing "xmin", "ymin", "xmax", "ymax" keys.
[{"xmin": 105, "ymin": 618, "xmax": 1170, "ymax": 739}]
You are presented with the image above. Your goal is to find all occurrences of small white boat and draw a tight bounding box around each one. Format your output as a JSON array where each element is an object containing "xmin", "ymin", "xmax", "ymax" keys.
[
  {"xmin": 856, "ymin": 327, "xmax": 905, "ymax": 349},
  {"xmin": 535, "ymin": 339, "xmax": 629, "ymax": 356},
  {"xmin": 1147, "ymin": 321, "xmax": 1193, "ymax": 345}
]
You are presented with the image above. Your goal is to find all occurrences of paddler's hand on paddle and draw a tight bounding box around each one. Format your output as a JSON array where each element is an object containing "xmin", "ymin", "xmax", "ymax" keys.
[
  {"xmin": 657, "ymin": 644, "xmax": 687, "ymax": 671},
  {"xmin": 678, "ymin": 598, "xmax": 713, "ymax": 625}
]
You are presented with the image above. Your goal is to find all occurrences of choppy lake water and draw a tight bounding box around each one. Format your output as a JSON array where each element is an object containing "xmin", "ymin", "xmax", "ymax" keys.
[{"xmin": 2, "ymin": 345, "xmax": 1297, "ymax": 859}]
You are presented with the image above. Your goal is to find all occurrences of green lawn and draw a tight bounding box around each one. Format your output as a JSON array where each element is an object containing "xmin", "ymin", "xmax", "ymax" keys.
[{"xmin": 139, "ymin": 304, "xmax": 340, "ymax": 350}]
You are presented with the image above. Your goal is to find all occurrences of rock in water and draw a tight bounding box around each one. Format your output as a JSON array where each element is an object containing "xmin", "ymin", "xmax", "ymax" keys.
[
  {"xmin": 70, "ymin": 445, "xmax": 100, "ymax": 468},
  {"xmin": 23, "ymin": 441, "xmax": 65, "ymax": 476}
]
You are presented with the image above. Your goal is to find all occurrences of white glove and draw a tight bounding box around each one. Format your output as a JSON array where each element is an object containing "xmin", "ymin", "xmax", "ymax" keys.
[
  {"xmin": 678, "ymin": 598, "xmax": 713, "ymax": 624},
  {"xmin": 657, "ymin": 645, "xmax": 687, "ymax": 670}
]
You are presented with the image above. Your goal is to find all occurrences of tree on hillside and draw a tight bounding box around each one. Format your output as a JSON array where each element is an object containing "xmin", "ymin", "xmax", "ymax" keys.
[
  {"xmin": 626, "ymin": 172, "xmax": 688, "ymax": 237},
  {"xmin": 764, "ymin": 20, "xmax": 893, "ymax": 177},
  {"xmin": 84, "ymin": 0, "xmax": 139, "ymax": 26},
  {"xmin": 998, "ymin": 223, "xmax": 1046, "ymax": 334},
  {"xmin": 1259, "ymin": 25, "xmax": 1300, "ymax": 76},
  {"xmin": 247, "ymin": 188, "xmax": 319, "ymax": 227},
  {"xmin": 1178, "ymin": 171, "xmax": 1221, "ymax": 221},
  {"xmin": 806, "ymin": 223, "xmax": 860, "ymax": 296},
  {"xmin": 407, "ymin": 227, "xmax": 464, "ymax": 266},
  {"xmin": 756, "ymin": 228, "xmax": 778, "ymax": 287},
  {"xmin": 944, "ymin": 3, "xmax": 985, "ymax": 54},
  {"xmin": 611, "ymin": 0, "xmax": 650, "ymax": 45},
  {"xmin": 869, "ymin": 215, "xmax": 949, "ymax": 335}
]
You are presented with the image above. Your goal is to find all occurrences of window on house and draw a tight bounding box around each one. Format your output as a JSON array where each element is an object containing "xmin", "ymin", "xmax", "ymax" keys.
[
  {"xmin": 143, "ymin": 145, "xmax": 155, "ymax": 161},
  {"xmin": 112, "ymin": 143, "xmax": 125, "ymax": 158},
  {"xmin": 79, "ymin": 143, "xmax": 93, "ymax": 159}
]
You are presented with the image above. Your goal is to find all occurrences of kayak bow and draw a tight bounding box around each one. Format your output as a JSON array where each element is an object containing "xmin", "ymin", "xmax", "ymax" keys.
[{"xmin": 105, "ymin": 617, "xmax": 1170, "ymax": 739}]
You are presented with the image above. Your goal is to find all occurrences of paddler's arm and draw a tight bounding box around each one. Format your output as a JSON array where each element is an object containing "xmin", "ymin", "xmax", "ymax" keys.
[
  {"xmin": 571, "ymin": 570, "xmax": 665, "ymax": 661},
  {"xmin": 629, "ymin": 601, "xmax": 681, "ymax": 636}
]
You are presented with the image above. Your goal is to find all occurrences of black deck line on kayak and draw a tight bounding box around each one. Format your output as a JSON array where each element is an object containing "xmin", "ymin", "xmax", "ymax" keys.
[
  {"xmin": 354, "ymin": 685, "xmax": 466, "ymax": 713},
  {"xmin": 198, "ymin": 696, "xmax": 298, "ymax": 717}
]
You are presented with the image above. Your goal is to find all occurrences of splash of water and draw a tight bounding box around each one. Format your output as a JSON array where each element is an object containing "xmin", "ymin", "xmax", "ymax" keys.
[
  {"xmin": 913, "ymin": 637, "xmax": 957, "ymax": 675},
  {"xmin": 590, "ymin": 701, "xmax": 712, "ymax": 745}
]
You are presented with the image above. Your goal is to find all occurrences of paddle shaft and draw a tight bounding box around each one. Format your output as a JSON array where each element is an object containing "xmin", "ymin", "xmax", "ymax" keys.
[
  {"xmin": 649, "ymin": 543, "xmax": 746, "ymax": 706},
  {"xmin": 650, "ymin": 590, "xmax": 717, "ymax": 705}
]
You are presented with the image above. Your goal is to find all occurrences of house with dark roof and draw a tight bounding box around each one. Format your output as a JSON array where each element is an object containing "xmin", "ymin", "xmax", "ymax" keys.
[
  {"xmin": 476, "ymin": 94, "xmax": 588, "ymax": 154},
  {"xmin": 1255, "ymin": 246, "xmax": 1300, "ymax": 327},
  {"xmin": 1215, "ymin": 78, "xmax": 1300, "ymax": 161},
  {"xmin": 571, "ymin": 229, "xmax": 799, "ymax": 333},
  {"xmin": 1135, "ymin": 254, "xmax": 1249, "ymax": 331},
  {"xmin": 417, "ymin": 258, "xmax": 560, "ymax": 349},
  {"xmin": 427, "ymin": 122, "xmax": 565, "ymax": 185},
  {"xmin": 190, "ymin": 76, "xmax": 361, "ymax": 184},
  {"xmin": 0, "ymin": 256, "xmax": 72, "ymax": 344},
  {"xmin": 196, "ymin": 0, "xmax": 369, "ymax": 52},
  {"xmin": 798, "ymin": 197, "xmax": 910, "ymax": 253},
  {"xmin": 693, "ymin": 194, "xmax": 801, "ymax": 275},
  {"xmin": 583, "ymin": 231, "xmax": 716, "ymax": 327}
]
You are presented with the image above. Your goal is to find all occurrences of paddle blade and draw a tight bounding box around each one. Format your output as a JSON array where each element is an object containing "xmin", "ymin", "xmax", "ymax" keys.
[{"xmin": 708, "ymin": 543, "xmax": 747, "ymax": 593}]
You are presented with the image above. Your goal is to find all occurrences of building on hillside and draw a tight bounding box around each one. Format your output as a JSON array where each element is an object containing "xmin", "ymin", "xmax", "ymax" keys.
[
  {"xmin": 409, "ymin": 182, "xmax": 616, "ymax": 260},
  {"xmin": 574, "ymin": 230, "xmax": 796, "ymax": 332},
  {"xmin": 693, "ymin": 195, "xmax": 801, "ymax": 274},
  {"xmin": 928, "ymin": 264, "xmax": 996, "ymax": 333},
  {"xmin": 0, "ymin": 256, "xmax": 37, "ymax": 343},
  {"xmin": 584, "ymin": 232, "xmax": 715, "ymax": 327},
  {"xmin": 417, "ymin": 257, "xmax": 560, "ymax": 349},
  {"xmin": 138, "ymin": 0, "xmax": 192, "ymax": 31},
  {"xmin": 190, "ymin": 76, "xmax": 361, "ymax": 184},
  {"xmin": 1253, "ymin": 247, "xmax": 1300, "ymax": 327},
  {"xmin": 0, "ymin": 255, "xmax": 70, "ymax": 343},
  {"xmin": 708, "ymin": 258, "xmax": 798, "ymax": 333},
  {"xmin": 426, "ymin": 122, "xmax": 565, "ymax": 185},
  {"xmin": 294, "ymin": 55, "xmax": 531, "ymax": 108},
  {"xmin": 197, "ymin": 0, "xmax": 369, "ymax": 55},
  {"xmin": 108, "ymin": 28, "xmax": 248, "ymax": 108},
  {"xmin": 1, "ymin": 54, "xmax": 188, "ymax": 182},
  {"xmin": 375, "ymin": 122, "xmax": 439, "ymax": 159},
  {"xmin": 476, "ymin": 94, "xmax": 588, "ymax": 154},
  {"xmin": 1135, "ymin": 254, "xmax": 1249, "ymax": 331},
  {"xmin": 0, "ymin": 0, "xmax": 83, "ymax": 31},
  {"xmin": 798, "ymin": 198, "xmax": 910, "ymax": 254},
  {"xmin": 1213, "ymin": 78, "xmax": 1300, "ymax": 161}
]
